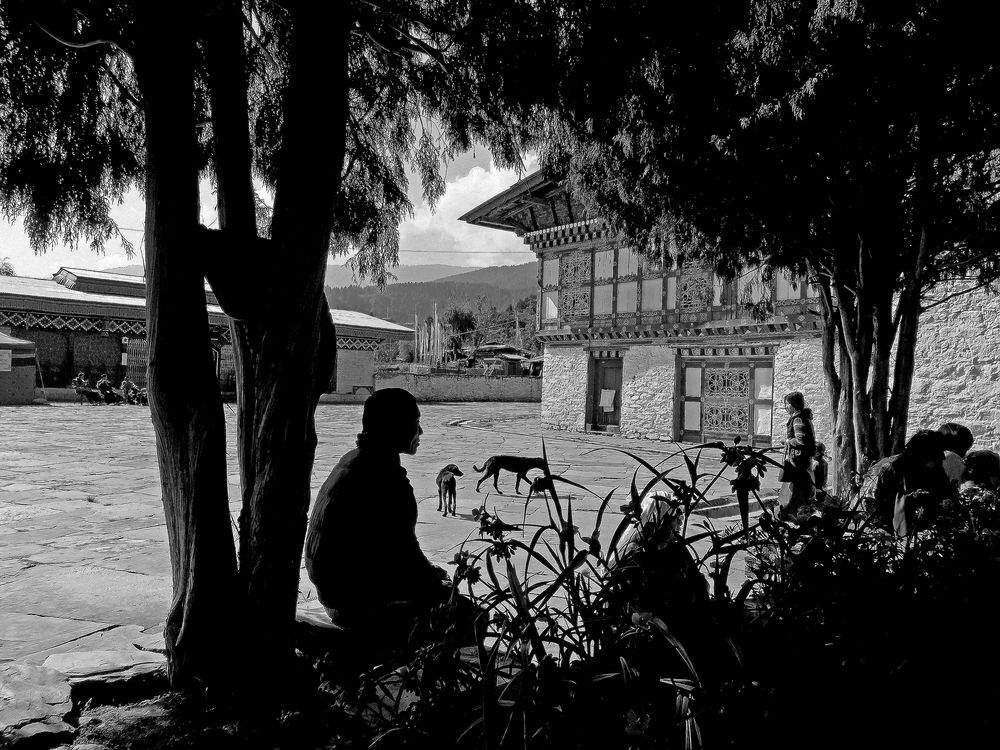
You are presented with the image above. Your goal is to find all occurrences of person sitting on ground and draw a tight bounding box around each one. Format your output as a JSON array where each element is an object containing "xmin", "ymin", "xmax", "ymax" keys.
[
  {"xmin": 305, "ymin": 388, "xmax": 481, "ymax": 660},
  {"xmin": 860, "ymin": 429, "xmax": 956, "ymax": 535},
  {"xmin": 120, "ymin": 374, "xmax": 137, "ymax": 403},
  {"xmin": 938, "ymin": 422, "xmax": 974, "ymax": 486},
  {"xmin": 71, "ymin": 372, "xmax": 87, "ymax": 389}
]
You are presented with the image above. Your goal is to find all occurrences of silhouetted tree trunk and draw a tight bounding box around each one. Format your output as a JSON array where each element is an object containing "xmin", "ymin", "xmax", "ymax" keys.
[
  {"xmin": 202, "ymin": 3, "xmax": 344, "ymax": 673},
  {"xmin": 134, "ymin": 4, "xmax": 239, "ymax": 688}
]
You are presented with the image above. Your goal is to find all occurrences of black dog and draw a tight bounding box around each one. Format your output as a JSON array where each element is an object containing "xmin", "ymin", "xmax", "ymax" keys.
[
  {"xmin": 436, "ymin": 464, "xmax": 464, "ymax": 516},
  {"xmin": 473, "ymin": 455, "xmax": 546, "ymax": 495}
]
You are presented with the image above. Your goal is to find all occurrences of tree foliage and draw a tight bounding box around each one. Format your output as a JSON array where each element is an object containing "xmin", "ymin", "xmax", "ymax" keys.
[
  {"xmin": 0, "ymin": 0, "xmax": 572, "ymax": 689},
  {"xmin": 540, "ymin": 0, "xmax": 1000, "ymax": 485}
]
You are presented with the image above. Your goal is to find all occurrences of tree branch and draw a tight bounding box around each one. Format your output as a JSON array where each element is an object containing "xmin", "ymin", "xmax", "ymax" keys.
[
  {"xmin": 33, "ymin": 19, "xmax": 128, "ymax": 55},
  {"xmin": 920, "ymin": 279, "xmax": 995, "ymax": 312},
  {"xmin": 100, "ymin": 61, "xmax": 141, "ymax": 110}
]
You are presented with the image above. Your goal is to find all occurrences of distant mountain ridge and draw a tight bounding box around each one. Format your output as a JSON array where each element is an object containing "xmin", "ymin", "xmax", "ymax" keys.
[
  {"xmin": 440, "ymin": 263, "xmax": 535, "ymax": 290},
  {"xmin": 325, "ymin": 276, "xmax": 537, "ymax": 324},
  {"xmin": 106, "ymin": 261, "xmax": 540, "ymax": 325},
  {"xmin": 107, "ymin": 261, "xmax": 536, "ymax": 291},
  {"xmin": 325, "ymin": 263, "xmax": 468, "ymax": 287}
]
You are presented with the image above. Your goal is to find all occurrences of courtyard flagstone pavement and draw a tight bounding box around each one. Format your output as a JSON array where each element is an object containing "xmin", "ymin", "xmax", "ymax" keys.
[{"xmin": 0, "ymin": 402, "xmax": 778, "ymax": 664}]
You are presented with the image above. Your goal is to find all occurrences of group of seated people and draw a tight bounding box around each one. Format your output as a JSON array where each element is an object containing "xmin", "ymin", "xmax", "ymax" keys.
[
  {"xmin": 71, "ymin": 372, "xmax": 146, "ymax": 405},
  {"xmin": 859, "ymin": 422, "xmax": 999, "ymax": 536}
]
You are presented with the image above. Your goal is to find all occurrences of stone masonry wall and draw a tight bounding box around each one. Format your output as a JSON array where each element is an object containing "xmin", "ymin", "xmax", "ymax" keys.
[
  {"xmin": 377, "ymin": 372, "xmax": 541, "ymax": 402},
  {"xmin": 909, "ymin": 284, "xmax": 1000, "ymax": 451},
  {"xmin": 335, "ymin": 349, "xmax": 375, "ymax": 393},
  {"xmin": 771, "ymin": 285, "xmax": 1000, "ymax": 452},
  {"xmin": 541, "ymin": 345, "xmax": 589, "ymax": 430},
  {"xmin": 620, "ymin": 344, "xmax": 676, "ymax": 440},
  {"xmin": 771, "ymin": 336, "xmax": 832, "ymax": 449}
]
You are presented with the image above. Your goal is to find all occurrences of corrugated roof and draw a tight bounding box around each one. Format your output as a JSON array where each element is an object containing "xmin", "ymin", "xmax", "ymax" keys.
[
  {"xmin": 56, "ymin": 267, "xmax": 147, "ymax": 285},
  {"xmin": 0, "ymin": 274, "xmax": 226, "ymax": 317},
  {"xmin": 0, "ymin": 331, "xmax": 36, "ymax": 349},
  {"xmin": 329, "ymin": 308, "xmax": 413, "ymax": 333},
  {"xmin": 54, "ymin": 266, "xmax": 217, "ymax": 300},
  {"xmin": 1, "ymin": 272, "xmax": 411, "ymax": 334}
]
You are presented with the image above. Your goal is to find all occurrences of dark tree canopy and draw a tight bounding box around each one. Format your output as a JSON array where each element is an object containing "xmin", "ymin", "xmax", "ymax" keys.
[
  {"xmin": 539, "ymin": 0, "xmax": 1000, "ymax": 482},
  {"xmin": 0, "ymin": 0, "xmax": 581, "ymax": 689}
]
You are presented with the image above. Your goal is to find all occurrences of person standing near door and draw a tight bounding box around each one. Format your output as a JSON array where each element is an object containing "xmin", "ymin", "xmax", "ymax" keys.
[{"xmin": 777, "ymin": 391, "xmax": 816, "ymax": 520}]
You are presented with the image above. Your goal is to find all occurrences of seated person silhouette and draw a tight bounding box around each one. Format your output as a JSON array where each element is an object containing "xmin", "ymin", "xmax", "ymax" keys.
[
  {"xmin": 305, "ymin": 388, "xmax": 480, "ymax": 661},
  {"xmin": 120, "ymin": 374, "xmax": 138, "ymax": 403}
]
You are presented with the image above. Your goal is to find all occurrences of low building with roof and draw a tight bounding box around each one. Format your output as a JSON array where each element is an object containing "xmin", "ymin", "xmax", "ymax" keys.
[
  {"xmin": 0, "ymin": 267, "xmax": 412, "ymax": 394},
  {"xmin": 0, "ymin": 331, "xmax": 37, "ymax": 405}
]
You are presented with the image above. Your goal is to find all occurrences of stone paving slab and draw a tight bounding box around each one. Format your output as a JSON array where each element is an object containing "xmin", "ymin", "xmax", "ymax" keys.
[
  {"xmin": 1, "ymin": 402, "xmax": 775, "ymax": 664},
  {"xmin": 0, "ymin": 613, "xmax": 113, "ymax": 664}
]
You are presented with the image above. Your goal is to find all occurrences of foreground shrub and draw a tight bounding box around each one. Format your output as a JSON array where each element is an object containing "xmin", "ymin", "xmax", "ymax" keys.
[{"xmin": 323, "ymin": 441, "xmax": 1000, "ymax": 750}]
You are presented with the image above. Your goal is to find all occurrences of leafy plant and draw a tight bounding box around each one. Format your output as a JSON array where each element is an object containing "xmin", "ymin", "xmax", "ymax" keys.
[{"xmin": 320, "ymin": 441, "xmax": 1000, "ymax": 750}]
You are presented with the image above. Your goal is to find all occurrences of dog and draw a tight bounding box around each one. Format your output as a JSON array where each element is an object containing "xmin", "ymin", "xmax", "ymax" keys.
[
  {"xmin": 473, "ymin": 455, "xmax": 546, "ymax": 495},
  {"xmin": 436, "ymin": 464, "xmax": 464, "ymax": 516}
]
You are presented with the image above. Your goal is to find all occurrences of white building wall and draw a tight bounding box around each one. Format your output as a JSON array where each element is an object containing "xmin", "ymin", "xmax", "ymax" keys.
[
  {"xmin": 771, "ymin": 337, "xmax": 831, "ymax": 448},
  {"xmin": 620, "ymin": 344, "xmax": 676, "ymax": 440},
  {"xmin": 910, "ymin": 285, "xmax": 1000, "ymax": 451},
  {"xmin": 541, "ymin": 345, "xmax": 589, "ymax": 431},
  {"xmin": 770, "ymin": 285, "xmax": 1000, "ymax": 452}
]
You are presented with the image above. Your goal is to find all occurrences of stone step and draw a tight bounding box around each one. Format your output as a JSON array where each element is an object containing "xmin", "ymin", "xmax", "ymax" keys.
[{"xmin": 690, "ymin": 494, "xmax": 776, "ymax": 520}]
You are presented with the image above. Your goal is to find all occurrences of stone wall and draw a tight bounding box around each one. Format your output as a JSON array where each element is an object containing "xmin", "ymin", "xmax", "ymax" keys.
[
  {"xmin": 541, "ymin": 345, "xmax": 589, "ymax": 430},
  {"xmin": 771, "ymin": 336, "xmax": 831, "ymax": 448},
  {"xmin": 620, "ymin": 344, "xmax": 676, "ymax": 440},
  {"xmin": 770, "ymin": 285, "xmax": 1000, "ymax": 452},
  {"xmin": 909, "ymin": 284, "xmax": 1000, "ymax": 451},
  {"xmin": 68, "ymin": 333, "xmax": 119, "ymax": 379},
  {"xmin": 376, "ymin": 372, "xmax": 541, "ymax": 402},
  {"xmin": 335, "ymin": 349, "xmax": 375, "ymax": 393}
]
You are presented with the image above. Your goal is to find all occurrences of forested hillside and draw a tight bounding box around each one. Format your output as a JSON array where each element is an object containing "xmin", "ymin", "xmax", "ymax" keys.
[{"xmin": 325, "ymin": 278, "xmax": 535, "ymax": 323}]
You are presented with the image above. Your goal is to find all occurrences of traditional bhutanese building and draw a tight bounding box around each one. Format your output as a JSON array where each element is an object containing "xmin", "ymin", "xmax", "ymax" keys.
[
  {"xmin": 461, "ymin": 171, "xmax": 1000, "ymax": 450},
  {"xmin": 0, "ymin": 267, "xmax": 411, "ymax": 393}
]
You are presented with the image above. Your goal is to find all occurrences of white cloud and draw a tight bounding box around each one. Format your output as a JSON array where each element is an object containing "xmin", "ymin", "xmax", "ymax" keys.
[
  {"xmin": 0, "ymin": 182, "xmax": 222, "ymax": 279},
  {"xmin": 396, "ymin": 154, "xmax": 539, "ymax": 268},
  {"xmin": 0, "ymin": 156, "xmax": 537, "ymax": 279}
]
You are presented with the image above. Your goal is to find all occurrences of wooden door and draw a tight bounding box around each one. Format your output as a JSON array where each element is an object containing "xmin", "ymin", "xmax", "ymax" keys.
[
  {"xmin": 680, "ymin": 359, "xmax": 775, "ymax": 445},
  {"xmin": 591, "ymin": 358, "xmax": 623, "ymax": 431}
]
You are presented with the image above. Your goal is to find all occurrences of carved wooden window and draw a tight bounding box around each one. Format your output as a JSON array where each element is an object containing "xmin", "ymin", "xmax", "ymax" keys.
[
  {"xmin": 560, "ymin": 285, "xmax": 591, "ymax": 319},
  {"xmin": 541, "ymin": 258, "xmax": 559, "ymax": 288},
  {"xmin": 594, "ymin": 250, "xmax": 615, "ymax": 281},
  {"xmin": 560, "ymin": 250, "xmax": 591, "ymax": 287},
  {"xmin": 703, "ymin": 368, "xmax": 751, "ymax": 435},
  {"xmin": 704, "ymin": 404, "xmax": 751, "ymax": 434},
  {"xmin": 705, "ymin": 368, "xmax": 750, "ymax": 399},
  {"xmin": 666, "ymin": 276, "xmax": 677, "ymax": 309},
  {"xmin": 641, "ymin": 278, "xmax": 663, "ymax": 312},
  {"xmin": 541, "ymin": 291, "xmax": 558, "ymax": 320},
  {"xmin": 617, "ymin": 247, "xmax": 639, "ymax": 278},
  {"xmin": 679, "ymin": 265, "xmax": 711, "ymax": 310},
  {"xmin": 593, "ymin": 284, "xmax": 613, "ymax": 315},
  {"xmin": 616, "ymin": 281, "xmax": 637, "ymax": 313}
]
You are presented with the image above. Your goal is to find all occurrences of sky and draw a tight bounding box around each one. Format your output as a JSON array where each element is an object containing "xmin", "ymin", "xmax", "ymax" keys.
[{"xmin": 0, "ymin": 151, "xmax": 538, "ymax": 280}]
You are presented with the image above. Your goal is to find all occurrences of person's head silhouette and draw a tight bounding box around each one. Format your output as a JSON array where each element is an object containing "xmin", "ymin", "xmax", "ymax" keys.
[{"xmin": 357, "ymin": 388, "xmax": 422, "ymax": 454}]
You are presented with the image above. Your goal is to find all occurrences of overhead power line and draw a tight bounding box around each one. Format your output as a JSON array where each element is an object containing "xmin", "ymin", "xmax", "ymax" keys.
[{"xmin": 117, "ymin": 227, "xmax": 533, "ymax": 255}]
